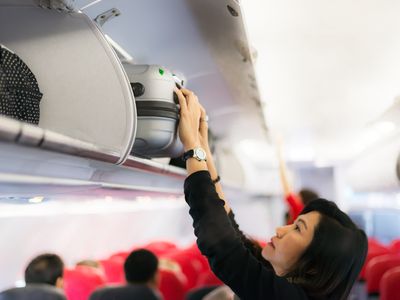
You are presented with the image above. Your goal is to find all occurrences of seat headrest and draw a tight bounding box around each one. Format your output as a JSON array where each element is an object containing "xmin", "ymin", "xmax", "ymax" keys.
[{"xmin": 0, "ymin": 284, "xmax": 66, "ymax": 300}]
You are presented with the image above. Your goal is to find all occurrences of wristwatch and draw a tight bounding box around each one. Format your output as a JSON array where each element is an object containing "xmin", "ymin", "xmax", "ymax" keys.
[{"xmin": 182, "ymin": 147, "xmax": 207, "ymax": 162}]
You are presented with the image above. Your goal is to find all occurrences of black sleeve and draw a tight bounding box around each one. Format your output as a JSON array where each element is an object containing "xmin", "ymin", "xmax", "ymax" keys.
[{"xmin": 184, "ymin": 171, "xmax": 308, "ymax": 300}]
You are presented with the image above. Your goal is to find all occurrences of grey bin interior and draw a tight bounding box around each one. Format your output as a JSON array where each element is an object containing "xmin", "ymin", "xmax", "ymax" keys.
[
  {"xmin": 124, "ymin": 64, "xmax": 183, "ymax": 158},
  {"xmin": 0, "ymin": 0, "xmax": 136, "ymax": 164}
]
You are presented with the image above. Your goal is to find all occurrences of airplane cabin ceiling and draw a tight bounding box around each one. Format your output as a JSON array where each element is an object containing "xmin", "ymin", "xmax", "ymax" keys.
[{"xmin": 242, "ymin": 0, "xmax": 400, "ymax": 163}]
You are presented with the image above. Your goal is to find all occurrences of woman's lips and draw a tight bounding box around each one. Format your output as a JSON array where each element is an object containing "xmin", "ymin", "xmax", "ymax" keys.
[{"xmin": 269, "ymin": 238, "xmax": 276, "ymax": 249}]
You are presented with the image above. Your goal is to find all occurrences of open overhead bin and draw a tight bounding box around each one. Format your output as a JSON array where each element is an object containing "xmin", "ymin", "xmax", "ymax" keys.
[
  {"xmin": 0, "ymin": 0, "xmax": 136, "ymax": 164},
  {"xmin": 0, "ymin": 0, "xmax": 266, "ymax": 191}
]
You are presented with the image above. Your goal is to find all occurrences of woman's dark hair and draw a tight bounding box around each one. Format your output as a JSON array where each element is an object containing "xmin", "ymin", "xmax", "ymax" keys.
[
  {"xmin": 25, "ymin": 253, "xmax": 64, "ymax": 286},
  {"xmin": 124, "ymin": 249, "xmax": 158, "ymax": 284},
  {"xmin": 285, "ymin": 199, "xmax": 368, "ymax": 300}
]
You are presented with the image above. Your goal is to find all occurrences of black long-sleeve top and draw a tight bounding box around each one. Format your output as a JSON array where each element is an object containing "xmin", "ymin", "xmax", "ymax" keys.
[{"xmin": 184, "ymin": 171, "xmax": 309, "ymax": 300}]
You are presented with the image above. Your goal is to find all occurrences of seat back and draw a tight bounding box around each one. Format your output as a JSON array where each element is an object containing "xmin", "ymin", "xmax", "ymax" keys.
[
  {"xmin": 359, "ymin": 244, "xmax": 390, "ymax": 280},
  {"xmin": 184, "ymin": 244, "xmax": 210, "ymax": 273},
  {"xmin": 0, "ymin": 0, "xmax": 136, "ymax": 164},
  {"xmin": 163, "ymin": 251, "xmax": 203, "ymax": 291},
  {"xmin": 158, "ymin": 269, "xmax": 186, "ymax": 300},
  {"xmin": 109, "ymin": 251, "xmax": 130, "ymax": 262},
  {"xmin": 64, "ymin": 266, "xmax": 106, "ymax": 300},
  {"xmin": 99, "ymin": 258, "xmax": 125, "ymax": 284},
  {"xmin": 196, "ymin": 271, "xmax": 223, "ymax": 288},
  {"xmin": 143, "ymin": 241, "xmax": 178, "ymax": 256},
  {"xmin": 380, "ymin": 266, "xmax": 400, "ymax": 300},
  {"xmin": 389, "ymin": 239, "xmax": 400, "ymax": 253},
  {"xmin": 365, "ymin": 254, "xmax": 400, "ymax": 294},
  {"xmin": 89, "ymin": 285, "xmax": 160, "ymax": 300},
  {"xmin": 0, "ymin": 284, "xmax": 66, "ymax": 300}
]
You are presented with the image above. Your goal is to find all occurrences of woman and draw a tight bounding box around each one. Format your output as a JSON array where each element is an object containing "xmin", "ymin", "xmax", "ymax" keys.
[
  {"xmin": 175, "ymin": 88, "xmax": 368, "ymax": 300},
  {"xmin": 276, "ymin": 138, "xmax": 320, "ymax": 224}
]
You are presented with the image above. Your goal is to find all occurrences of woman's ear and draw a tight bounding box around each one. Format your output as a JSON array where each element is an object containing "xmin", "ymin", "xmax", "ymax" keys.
[{"xmin": 55, "ymin": 277, "xmax": 64, "ymax": 289}]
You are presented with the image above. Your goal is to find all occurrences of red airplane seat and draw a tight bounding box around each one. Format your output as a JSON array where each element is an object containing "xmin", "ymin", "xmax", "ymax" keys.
[
  {"xmin": 365, "ymin": 254, "xmax": 400, "ymax": 294},
  {"xmin": 380, "ymin": 266, "xmax": 400, "ymax": 300},
  {"xmin": 64, "ymin": 266, "xmax": 106, "ymax": 300},
  {"xmin": 143, "ymin": 241, "xmax": 178, "ymax": 256},
  {"xmin": 162, "ymin": 251, "xmax": 202, "ymax": 291},
  {"xmin": 109, "ymin": 251, "xmax": 130, "ymax": 261},
  {"xmin": 368, "ymin": 238, "xmax": 386, "ymax": 249},
  {"xmin": 158, "ymin": 269, "xmax": 187, "ymax": 300},
  {"xmin": 359, "ymin": 245, "xmax": 390, "ymax": 280},
  {"xmin": 183, "ymin": 244, "xmax": 209, "ymax": 273},
  {"xmin": 389, "ymin": 239, "xmax": 400, "ymax": 253},
  {"xmin": 196, "ymin": 270, "xmax": 223, "ymax": 288},
  {"xmin": 76, "ymin": 265, "xmax": 107, "ymax": 280},
  {"xmin": 99, "ymin": 258, "xmax": 125, "ymax": 284}
]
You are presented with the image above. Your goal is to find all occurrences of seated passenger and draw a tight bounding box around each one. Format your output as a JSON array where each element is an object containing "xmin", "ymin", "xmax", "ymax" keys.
[
  {"xmin": 89, "ymin": 249, "xmax": 161, "ymax": 300},
  {"xmin": 203, "ymin": 286, "xmax": 237, "ymax": 300},
  {"xmin": 76, "ymin": 259, "xmax": 106, "ymax": 277},
  {"xmin": 0, "ymin": 253, "xmax": 66, "ymax": 300},
  {"xmin": 175, "ymin": 88, "xmax": 368, "ymax": 300},
  {"xmin": 0, "ymin": 285, "xmax": 66, "ymax": 300},
  {"xmin": 76, "ymin": 259, "xmax": 101, "ymax": 269},
  {"xmin": 187, "ymin": 286, "xmax": 239, "ymax": 300},
  {"xmin": 24, "ymin": 253, "xmax": 65, "ymax": 288},
  {"xmin": 186, "ymin": 286, "xmax": 219, "ymax": 300}
]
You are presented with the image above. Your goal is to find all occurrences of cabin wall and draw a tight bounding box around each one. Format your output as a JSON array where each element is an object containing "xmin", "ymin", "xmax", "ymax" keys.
[
  {"xmin": 0, "ymin": 195, "xmax": 279, "ymax": 290},
  {"xmin": 232, "ymin": 196, "xmax": 286, "ymax": 240},
  {"xmin": 295, "ymin": 166, "xmax": 336, "ymax": 201},
  {"xmin": 0, "ymin": 200, "xmax": 192, "ymax": 290}
]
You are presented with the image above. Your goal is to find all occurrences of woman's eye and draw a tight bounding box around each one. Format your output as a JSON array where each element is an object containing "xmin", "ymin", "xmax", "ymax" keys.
[{"xmin": 295, "ymin": 224, "xmax": 300, "ymax": 232}]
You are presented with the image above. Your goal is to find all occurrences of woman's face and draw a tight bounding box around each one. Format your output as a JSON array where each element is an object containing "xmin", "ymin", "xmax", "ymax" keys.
[{"xmin": 262, "ymin": 211, "xmax": 320, "ymax": 276}]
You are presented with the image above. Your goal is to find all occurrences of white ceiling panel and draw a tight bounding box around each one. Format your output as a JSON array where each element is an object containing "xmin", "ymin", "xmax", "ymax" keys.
[{"xmin": 242, "ymin": 0, "xmax": 400, "ymax": 162}]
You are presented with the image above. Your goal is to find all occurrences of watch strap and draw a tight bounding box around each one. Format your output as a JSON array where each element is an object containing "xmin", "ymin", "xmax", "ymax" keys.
[{"xmin": 182, "ymin": 149, "xmax": 194, "ymax": 162}]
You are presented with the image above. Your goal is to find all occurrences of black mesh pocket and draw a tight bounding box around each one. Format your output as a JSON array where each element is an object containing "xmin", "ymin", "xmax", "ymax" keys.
[{"xmin": 0, "ymin": 45, "xmax": 42, "ymax": 124}]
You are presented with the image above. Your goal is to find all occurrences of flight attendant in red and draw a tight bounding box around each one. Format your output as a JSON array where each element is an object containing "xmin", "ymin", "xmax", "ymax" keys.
[{"xmin": 276, "ymin": 140, "xmax": 319, "ymax": 224}]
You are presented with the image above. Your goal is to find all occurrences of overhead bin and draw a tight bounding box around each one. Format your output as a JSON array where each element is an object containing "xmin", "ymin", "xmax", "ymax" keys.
[
  {"xmin": 346, "ymin": 135, "xmax": 400, "ymax": 192},
  {"xmin": 0, "ymin": 0, "xmax": 136, "ymax": 164},
  {"xmin": 0, "ymin": 0, "xmax": 266, "ymax": 190}
]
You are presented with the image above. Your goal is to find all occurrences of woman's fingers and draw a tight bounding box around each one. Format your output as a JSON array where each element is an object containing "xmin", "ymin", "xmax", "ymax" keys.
[
  {"xmin": 174, "ymin": 87, "xmax": 187, "ymax": 112},
  {"xmin": 180, "ymin": 89, "xmax": 199, "ymax": 109},
  {"xmin": 200, "ymin": 104, "xmax": 206, "ymax": 118},
  {"xmin": 199, "ymin": 105, "xmax": 208, "ymax": 129},
  {"xmin": 179, "ymin": 89, "xmax": 202, "ymax": 120},
  {"xmin": 180, "ymin": 88, "xmax": 195, "ymax": 98}
]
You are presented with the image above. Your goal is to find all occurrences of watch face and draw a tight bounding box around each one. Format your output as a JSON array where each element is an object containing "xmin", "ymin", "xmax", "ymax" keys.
[{"xmin": 194, "ymin": 148, "xmax": 207, "ymax": 160}]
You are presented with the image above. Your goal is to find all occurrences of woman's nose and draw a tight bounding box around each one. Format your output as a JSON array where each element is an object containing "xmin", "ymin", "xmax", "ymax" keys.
[
  {"xmin": 276, "ymin": 226, "xmax": 285, "ymax": 238},
  {"xmin": 276, "ymin": 225, "xmax": 291, "ymax": 238}
]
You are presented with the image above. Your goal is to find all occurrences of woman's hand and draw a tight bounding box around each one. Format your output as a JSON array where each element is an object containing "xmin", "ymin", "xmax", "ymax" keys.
[
  {"xmin": 199, "ymin": 104, "xmax": 210, "ymax": 152},
  {"xmin": 175, "ymin": 87, "xmax": 202, "ymax": 151}
]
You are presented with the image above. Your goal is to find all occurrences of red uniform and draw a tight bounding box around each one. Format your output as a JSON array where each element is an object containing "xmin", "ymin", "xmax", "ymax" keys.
[{"xmin": 285, "ymin": 193, "xmax": 304, "ymax": 224}]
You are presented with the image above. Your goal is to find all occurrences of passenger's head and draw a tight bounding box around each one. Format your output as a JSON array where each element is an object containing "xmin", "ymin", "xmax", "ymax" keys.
[
  {"xmin": 76, "ymin": 259, "xmax": 101, "ymax": 269},
  {"xmin": 203, "ymin": 286, "xmax": 235, "ymax": 300},
  {"xmin": 298, "ymin": 188, "xmax": 319, "ymax": 206},
  {"xmin": 124, "ymin": 249, "xmax": 159, "ymax": 288},
  {"xmin": 24, "ymin": 253, "xmax": 64, "ymax": 288},
  {"xmin": 262, "ymin": 199, "xmax": 367, "ymax": 300}
]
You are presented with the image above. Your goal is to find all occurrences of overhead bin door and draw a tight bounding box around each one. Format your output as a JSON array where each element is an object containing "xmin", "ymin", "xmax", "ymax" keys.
[{"xmin": 0, "ymin": 0, "xmax": 136, "ymax": 164}]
